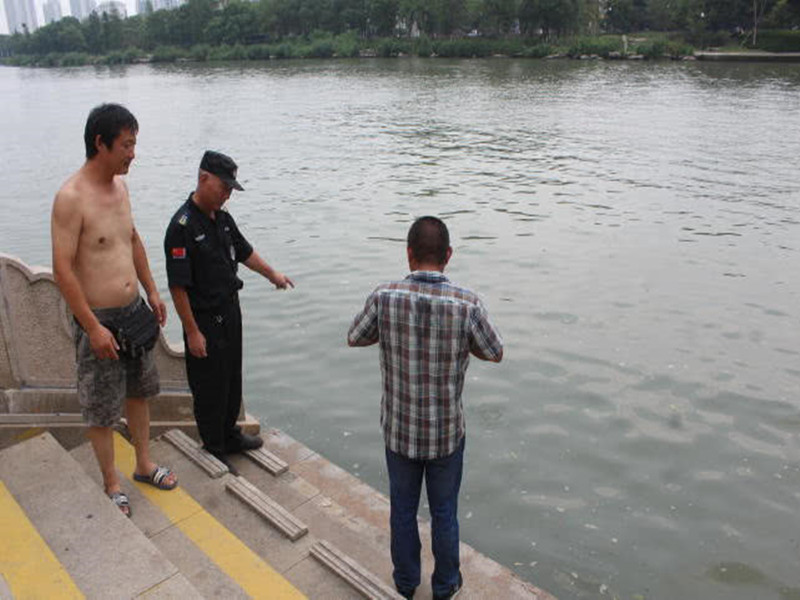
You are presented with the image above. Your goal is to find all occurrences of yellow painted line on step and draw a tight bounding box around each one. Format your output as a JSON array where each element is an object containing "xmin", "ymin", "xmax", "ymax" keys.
[
  {"xmin": 0, "ymin": 481, "xmax": 85, "ymax": 599},
  {"xmin": 112, "ymin": 432, "xmax": 305, "ymax": 600}
]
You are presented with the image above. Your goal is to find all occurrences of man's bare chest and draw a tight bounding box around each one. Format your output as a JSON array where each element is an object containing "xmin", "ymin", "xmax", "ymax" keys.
[{"xmin": 80, "ymin": 200, "xmax": 133, "ymax": 253}]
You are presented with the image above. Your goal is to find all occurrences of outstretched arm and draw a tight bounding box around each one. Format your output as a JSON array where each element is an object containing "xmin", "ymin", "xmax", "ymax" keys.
[
  {"xmin": 347, "ymin": 293, "xmax": 379, "ymax": 347},
  {"xmin": 469, "ymin": 302, "xmax": 503, "ymax": 363},
  {"xmin": 243, "ymin": 251, "xmax": 294, "ymax": 289}
]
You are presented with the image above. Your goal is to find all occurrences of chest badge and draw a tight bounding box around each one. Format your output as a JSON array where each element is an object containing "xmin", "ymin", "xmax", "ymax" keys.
[{"xmin": 230, "ymin": 245, "xmax": 235, "ymax": 261}]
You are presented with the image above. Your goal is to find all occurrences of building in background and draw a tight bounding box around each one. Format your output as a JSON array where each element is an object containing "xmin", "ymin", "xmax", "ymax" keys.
[
  {"xmin": 3, "ymin": 0, "xmax": 38, "ymax": 33},
  {"xmin": 69, "ymin": 0, "xmax": 96, "ymax": 21},
  {"xmin": 42, "ymin": 0, "xmax": 62, "ymax": 24},
  {"xmin": 93, "ymin": 0, "xmax": 126, "ymax": 17},
  {"xmin": 155, "ymin": 0, "xmax": 183, "ymax": 9},
  {"xmin": 135, "ymin": 0, "xmax": 183, "ymax": 14}
]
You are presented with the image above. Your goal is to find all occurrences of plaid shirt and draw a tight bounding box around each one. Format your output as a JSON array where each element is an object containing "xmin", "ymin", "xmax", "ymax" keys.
[{"xmin": 348, "ymin": 271, "xmax": 503, "ymax": 460}]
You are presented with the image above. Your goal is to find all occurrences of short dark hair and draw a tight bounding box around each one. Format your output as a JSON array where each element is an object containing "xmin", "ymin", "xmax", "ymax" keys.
[
  {"xmin": 407, "ymin": 216, "xmax": 450, "ymax": 265},
  {"xmin": 84, "ymin": 103, "xmax": 138, "ymax": 159}
]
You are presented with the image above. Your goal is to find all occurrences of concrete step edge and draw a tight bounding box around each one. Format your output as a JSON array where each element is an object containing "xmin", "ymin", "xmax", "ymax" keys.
[
  {"xmin": 310, "ymin": 539, "xmax": 403, "ymax": 600},
  {"xmin": 162, "ymin": 429, "xmax": 228, "ymax": 478},
  {"xmin": 0, "ymin": 413, "xmax": 84, "ymax": 423},
  {"xmin": 243, "ymin": 446, "xmax": 289, "ymax": 476},
  {"xmin": 225, "ymin": 476, "xmax": 308, "ymax": 541}
]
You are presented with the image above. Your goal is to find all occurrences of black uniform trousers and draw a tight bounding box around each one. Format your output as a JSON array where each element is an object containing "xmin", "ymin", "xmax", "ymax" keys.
[{"xmin": 184, "ymin": 295, "xmax": 244, "ymax": 457}]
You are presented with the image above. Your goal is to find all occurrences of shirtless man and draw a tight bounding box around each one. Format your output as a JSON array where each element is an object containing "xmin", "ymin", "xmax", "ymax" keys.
[{"xmin": 51, "ymin": 104, "xmax": 177, "ymax": 517}]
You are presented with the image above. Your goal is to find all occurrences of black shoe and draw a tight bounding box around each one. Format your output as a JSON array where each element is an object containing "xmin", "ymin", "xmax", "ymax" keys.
[
  {"xmin": 228, "ymin": 433, "xmax": 263, "ymax": 453},
  {"xmin": 208, "ymin": 451, "xmax": 240, "ymax": 476},
  {"xmin": 433, "ymin": 572, "xmax": 462, "ymax": 600},
  {"xmin": 395, "ymin": 586, "xmax": 415, "ymax": 599}
]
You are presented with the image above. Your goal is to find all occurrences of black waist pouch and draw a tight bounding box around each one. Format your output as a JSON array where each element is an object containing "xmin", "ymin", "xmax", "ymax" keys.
[{"xmin": 104, "ymin": 300, "xmax": 160, "ymax": 359}]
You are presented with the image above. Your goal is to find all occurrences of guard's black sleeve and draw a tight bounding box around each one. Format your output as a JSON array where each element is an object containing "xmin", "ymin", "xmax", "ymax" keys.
[
  {"xmin": 228, "ymin": 216, "xmax": 254, "ymax": 263},
  {"xmin": 164, "ymin": 220, "xmax": 193, "ymax": 287}
]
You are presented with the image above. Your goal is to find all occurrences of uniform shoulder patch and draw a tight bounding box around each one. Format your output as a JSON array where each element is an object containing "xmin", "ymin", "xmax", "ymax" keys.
[{"xmin": 178, "ymin": 213, "xmax": 189, "ymax": 226}]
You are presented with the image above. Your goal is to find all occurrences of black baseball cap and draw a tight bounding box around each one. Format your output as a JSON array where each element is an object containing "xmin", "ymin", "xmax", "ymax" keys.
[{"xmin": 200, "ymin": 150, "xmax": 244, "ymax": 191}]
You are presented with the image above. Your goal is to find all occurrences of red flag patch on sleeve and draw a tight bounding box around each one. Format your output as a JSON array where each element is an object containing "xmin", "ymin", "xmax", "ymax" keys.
[{"xmin": 171, "ymin": 247, "xmax": 187, "ymax": 259}]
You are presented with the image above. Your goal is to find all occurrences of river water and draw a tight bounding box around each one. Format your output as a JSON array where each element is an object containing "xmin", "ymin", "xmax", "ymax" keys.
[{"xmin": 1, "ymin": 58, "xmax": 799, "ymax": 600}]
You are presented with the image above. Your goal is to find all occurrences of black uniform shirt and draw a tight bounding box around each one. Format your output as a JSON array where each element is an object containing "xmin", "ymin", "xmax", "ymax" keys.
[{"xmin": 164, "ymin": 194, "xmax": 254, "ymax": 311}]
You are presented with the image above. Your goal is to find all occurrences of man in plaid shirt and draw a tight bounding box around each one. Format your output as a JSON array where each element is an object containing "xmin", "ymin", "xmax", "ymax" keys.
[{"xmin": 348, "ymin": 216, "xmax": 503, "ymax": 600}]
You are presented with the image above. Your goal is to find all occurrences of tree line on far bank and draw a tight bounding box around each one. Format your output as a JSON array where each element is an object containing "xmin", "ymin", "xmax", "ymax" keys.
[{"xmin": 1, "ymin": 0, "xmax": 800, "ymax": 66}]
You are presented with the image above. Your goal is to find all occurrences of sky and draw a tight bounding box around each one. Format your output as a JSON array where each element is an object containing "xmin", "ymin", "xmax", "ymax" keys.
[{"xmin": 1, "ymin": 0, "xmax": 139, "ymax": 35}]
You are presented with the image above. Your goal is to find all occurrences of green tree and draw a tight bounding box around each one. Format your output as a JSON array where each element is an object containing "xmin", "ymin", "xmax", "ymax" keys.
[
  {"xmin": 337, "ymin": 0, "xmax": 369, "ymax": 34},
  {"xmin": 204, "ymin": 0, "xmax": 259, "ymax": 45},
  {"xmin": 646, "ymin": 0, "xmax": 678, "ymax": 29},
  {"xmin": 84, "ymin": 12, "xmax": 104, "ymax": 53},
  {"xmin": 429, "ymin": 0, "xmax": 469, "ymax": 35},
  {"xmin": 177, "ymin": 0, "xmax": 216, "ymax": 45},
  {"xmin": 367, "ymin": 0, "xmax": 399, "ymax": 36},
  {"xmin": 520, "ymin": 0, "xmax": 581, "ymax": 38},
  {"xmin": 766, "ymin": 0, "xmax": 800, "ymax": 26},
  {"xmin": 269, "ymin": 0, "xmax": 303, "ymax": 36},
  {"xmin": 604, "ymin": 0, "xmax": 648, "ymax": 32},
  {"xmin": 120, "ymin": 14, "xmax": 146, "ymax": 48},
  {"xmin": 56, "ymin": 17, "xmax": 88, "ymax": 52},
  {"xmin": 101, "ymin": 11, "xmax": 125, "ymax": 52},
  {"xmin": 144, "ymin": 8, "xmax": 179, "ymax": 48},
  {"xmin": 398, "ymin": 0, "xmax": 431, "ymax": 35},
  {"xmin": 466, "ymin": 0, "xmax": 517, "ymax": 35}
]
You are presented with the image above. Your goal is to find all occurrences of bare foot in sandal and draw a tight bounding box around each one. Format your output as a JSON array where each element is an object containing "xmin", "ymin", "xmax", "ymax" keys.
[
  {"xmin": 133, "ymin": 465, "xmax": 178, "ymax": 490},
  {"xmin": 108, "ymin": 491, "xmax": 131, "ymax": 517}
]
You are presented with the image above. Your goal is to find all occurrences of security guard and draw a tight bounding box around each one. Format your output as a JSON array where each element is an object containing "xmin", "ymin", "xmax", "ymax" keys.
[{"xmin": 164, "ymin": 150, "xmax": 294, "ymax": 471}]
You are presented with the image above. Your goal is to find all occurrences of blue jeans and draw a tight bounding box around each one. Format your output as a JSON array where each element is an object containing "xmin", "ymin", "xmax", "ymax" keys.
[{"xmin": 385, "ymin": 437, "xmax": 465, "ymax": 597}]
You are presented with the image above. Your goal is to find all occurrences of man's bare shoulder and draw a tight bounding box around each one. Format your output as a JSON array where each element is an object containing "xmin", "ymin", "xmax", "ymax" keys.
[
  {"xmin": 53, "ymin": 170, "xmax": 130, "ymax": 212},
  {"xmin": 54, "ymin": 171, "xmax": 84, "ymax": 208}
]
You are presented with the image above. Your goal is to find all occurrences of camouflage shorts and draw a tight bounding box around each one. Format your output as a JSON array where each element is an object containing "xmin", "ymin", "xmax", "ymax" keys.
[{"xmin": 73, "ymin": 297, "xmax": 160, "ymax": 427}]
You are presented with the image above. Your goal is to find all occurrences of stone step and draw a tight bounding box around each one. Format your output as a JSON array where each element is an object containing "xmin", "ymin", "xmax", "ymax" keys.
[
  {"xmin": 0, "ymin": 413, "xmax": 84, "ymax": 423},
  {"xmin": 226, "ymin": 475, "xmax": 308, "ymax": 541},
  {"xmin": 71, "ymin": 431, "xmax": 308, "ymax": 600},
  {"xmin": 0, "ymin": 479, "xmax": 83, "ymax": 598},
  {"xmin": 0, "ymin": 415, "xmax": 202, "ymax": 452},
  {"xmin": 136, "ymin": 433, "xmax": 363, "ymax": 599},
  {"xmin": 162, "ymin": 428, "xmax": 229, "ymax": 478},
  {"xmin": 0, "ymin": 389, "xmax": 194, "ymax": 421},
  {"xmin": 310, "ymin": 540, "xmax": 404, "ymax": 600},
  {"xmin": 0, "ymin": 432, "xmax": 199, "ymax": 599},
  {"xmin": 244, "ymin": 446, "xmax": 289, "ymax": 475}
]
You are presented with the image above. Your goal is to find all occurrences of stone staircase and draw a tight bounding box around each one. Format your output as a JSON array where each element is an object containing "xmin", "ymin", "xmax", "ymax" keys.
[
  {"xmin": 0, "ymin": 432, "xmax": 197, "ymax": 598},
  {"xmin": 0, "ymin": 428, "xmax": 553, "ymax": 600}
]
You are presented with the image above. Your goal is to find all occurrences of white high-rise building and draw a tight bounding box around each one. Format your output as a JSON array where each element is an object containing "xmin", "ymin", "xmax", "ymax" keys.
[
  {"xmin": 69, "ymin": 0, "xmax": 97, "ymax": 21},
  {"xmin": 3, "ymin": 0, "xmax": 38, "ymax": 33},
  {"xmin": 42, "ymin": 0, "xmax": 62, "ymax": 24}
]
